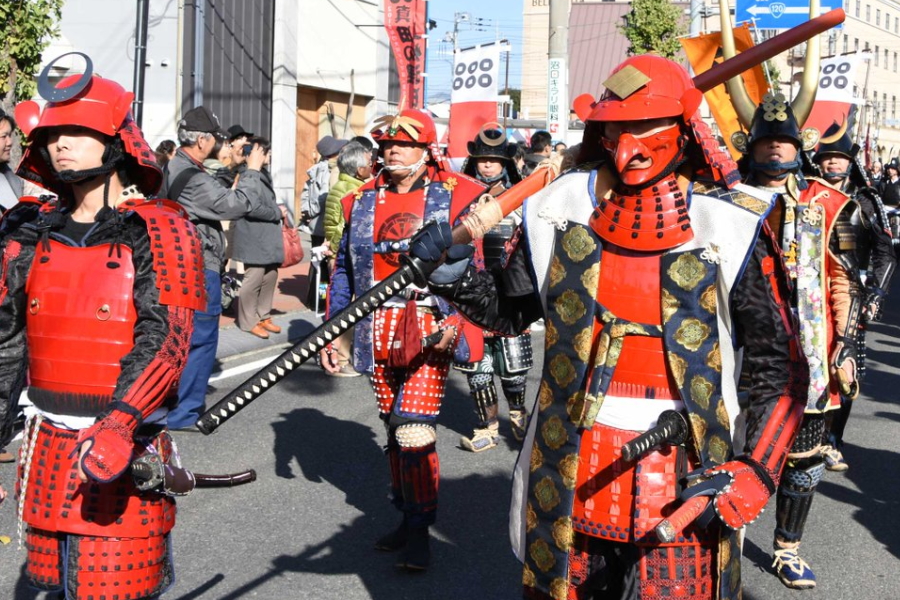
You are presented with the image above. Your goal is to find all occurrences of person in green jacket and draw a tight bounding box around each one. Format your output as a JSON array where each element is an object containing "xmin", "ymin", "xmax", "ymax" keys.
[
  {"xmin": 323, "ymin": 140, "xmax": 374, "ymax": 254},
  {"xmin": 322, "ymin": 140, "xmax": 373, "ymax": 376}
]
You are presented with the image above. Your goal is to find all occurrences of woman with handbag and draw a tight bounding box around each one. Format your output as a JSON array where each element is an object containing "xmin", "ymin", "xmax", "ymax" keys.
[{"xmin": 232, "ymin": 137, "xmax": 285, "ymax": 339}]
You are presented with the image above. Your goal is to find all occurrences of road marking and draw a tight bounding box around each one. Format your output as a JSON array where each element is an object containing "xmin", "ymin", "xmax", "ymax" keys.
[{"xmin": 209, "ymin": 355, "xmax": 281, "ymax": 383}]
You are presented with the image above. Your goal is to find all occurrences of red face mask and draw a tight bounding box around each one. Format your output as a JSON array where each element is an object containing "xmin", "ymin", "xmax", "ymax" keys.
[{"xmin": 602, "ymin": 123, "xmax": 685, "ymax": 187}]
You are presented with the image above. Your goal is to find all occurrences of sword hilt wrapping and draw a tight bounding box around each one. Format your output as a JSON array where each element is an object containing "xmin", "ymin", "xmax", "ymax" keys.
[{"xmin": 620, "ymin": 410, "xmax": 689, "ymax": 462}]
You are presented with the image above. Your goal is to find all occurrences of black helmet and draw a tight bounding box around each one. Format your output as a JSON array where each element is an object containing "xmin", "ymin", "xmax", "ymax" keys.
[
  {"xmin": 731, "ymin": 93, "xmax": 820, "ymax": 154},
  {"xmin": 462, "ymin": 123, "xmax": 522, "ymax": 186},
  {"xmin": 815, "ymin": 120, "xmax": 868, "ymax": 188}
]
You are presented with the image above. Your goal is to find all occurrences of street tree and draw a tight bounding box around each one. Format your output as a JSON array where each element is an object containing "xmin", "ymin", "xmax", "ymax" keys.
[
  {"xmin": 0, "ymin": 0, "xmax": 65, "ymax": 118},
  {"xmin": 619, "ymin": 0, "xmax": 686, "ymax": 59}
]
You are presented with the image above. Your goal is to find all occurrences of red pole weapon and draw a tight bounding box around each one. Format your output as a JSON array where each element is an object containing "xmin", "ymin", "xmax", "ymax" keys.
[{"xmin": 197, "ymin": 9, "xmax": 845, "ymax": 435}]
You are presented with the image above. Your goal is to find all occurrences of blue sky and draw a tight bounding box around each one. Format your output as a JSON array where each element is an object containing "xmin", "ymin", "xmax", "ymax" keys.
[{"xmin": 424, "ymin": 0, "xmax": 524, "ymax": 102}]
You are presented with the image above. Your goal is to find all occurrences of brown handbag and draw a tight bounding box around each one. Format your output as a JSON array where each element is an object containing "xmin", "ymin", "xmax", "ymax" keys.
[{"xmin": 280, "ymin": 217, "xmax": 304, "ymax": 268}]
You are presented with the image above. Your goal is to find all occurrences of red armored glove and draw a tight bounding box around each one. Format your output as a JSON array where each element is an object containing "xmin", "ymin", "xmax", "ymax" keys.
[
  {"xmin": 679, "ymin": 455, "xmax": 776, "ymax": 530},
  {"xmin": 74, "ymin": 403, "xmax": 141, "ymax": 483}
]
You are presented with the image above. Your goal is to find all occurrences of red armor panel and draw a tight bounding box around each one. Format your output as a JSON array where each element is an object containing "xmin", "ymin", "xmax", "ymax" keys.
[
  {"xmin": 26, "ymin": 241, "xmax": 137, "ymax": 404},
  {"xmin": 571, "ymin": 423, "xmax": 708, "ymax": 546},
  {"xmin": 371, "ymin": 306, "xmax": 452, "ymax": 417},
  {"xmin": 19, "ymin": 421, "xmax": 176, "ymax": 538},
  {"xmin": 372, "ymin": 189, "xmax": 426, "ymax": 281},
  {"xmin": 597, "ymin": 246, "xmax": 679, "ymax": 399}
]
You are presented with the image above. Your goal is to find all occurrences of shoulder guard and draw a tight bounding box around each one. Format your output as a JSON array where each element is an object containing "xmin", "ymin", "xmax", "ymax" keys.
[
  {"xmin": 692, "ymin": 180, "xmax": 775, "ymax": 217},
  {"xmin": 0, "ymin": 195, "xmax": 56, "ymax": 235},
  {"xmin": 121, "ymin": 198, "xmax": 206, "ymax": 311}
]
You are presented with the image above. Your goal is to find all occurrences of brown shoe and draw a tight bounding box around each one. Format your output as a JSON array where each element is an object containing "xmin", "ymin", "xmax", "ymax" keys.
[
  {"xmin": 259, "ymin": 318, "xmax": 281, "ymax": 334},
  {"xmin": 248, "ymin": 324, "xmax": 270, "ymax": 339}
]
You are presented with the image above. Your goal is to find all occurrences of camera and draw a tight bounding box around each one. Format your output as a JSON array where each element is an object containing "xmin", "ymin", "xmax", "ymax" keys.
[{"xmin": 242, "ymin": 144, "xmax": 252, "ymax": 157}]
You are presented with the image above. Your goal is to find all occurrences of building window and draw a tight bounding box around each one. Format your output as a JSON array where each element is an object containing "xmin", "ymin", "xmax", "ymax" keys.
[
  {"xmin": 855, "ymin": 38, "xmax": 859, "ymax": 51},
  {"xmin": 896, "ymin": 17, "xmax": 898, "ymax": 33},
  {"xmin": 887, "ymin": 12, "xmax": 891, "ymax": 29},
  {"xmin": 855, "ymin": 0, "xmax": 860, "ymax": 17},
  {"xmin": 843, "ymin": 35, "xmax": 849, "ymax": 53},
  {"xmin": 893, "ymin": 96, "xmax": 896, "ymax": 120},
  {"xmin": 877, "ymin": 8, "xmax": 881, "ymax": 26},
  {"xmin": 886, "ymin": 49, "xmax": 890, "ymax": 68},
  {"xmin": 866, "ymin": 4, "xmax": 871, "ymax": 22},
  {"xmin": 875, "ymin": 45, "xmax": 879, "ymax": 66},
  {"xmin": 894, "ymin": 52, "xmax": 898, "ymax": 73}
]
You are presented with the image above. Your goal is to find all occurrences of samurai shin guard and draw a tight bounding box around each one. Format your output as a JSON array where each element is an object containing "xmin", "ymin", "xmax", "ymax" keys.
[
  {"xmin": 467, "ymin": 376, "xmax": 499, "ymax": 428},
  {"xmin": 394, "ymin": 424, "xmax": 439, "ymax": 529},
  {"xmin": 500, "ymin": 375, "xmax": 527, "ymax": 409},
  {"xmin": 775, "ymin": 458, "xmax": 826, "ymax": 543},
  {"xmin": 385, "ymin": 437, "xmax": 403, "ymax": 512}
]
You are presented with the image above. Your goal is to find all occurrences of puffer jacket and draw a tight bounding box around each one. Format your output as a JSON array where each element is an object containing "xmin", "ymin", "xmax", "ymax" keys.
[{"xmin": 323, "ymin": 172, "xmax": 366, "ymax": 253}]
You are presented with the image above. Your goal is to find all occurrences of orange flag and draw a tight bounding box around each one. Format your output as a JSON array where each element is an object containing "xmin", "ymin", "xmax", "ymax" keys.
[{"xmin": 681, "ymin": 25, "xmax": 769, "ymax": 159}]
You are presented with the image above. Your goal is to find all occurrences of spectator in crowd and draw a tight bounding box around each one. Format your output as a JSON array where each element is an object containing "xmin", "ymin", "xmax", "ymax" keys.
[
  {"xmin": 301, "ymin": 134, "xmax": 346, "ymax": 307},
  {"xmin": 0, "ymin": 110, "xmax": 23, "ymax": 213},
  {"xmin": 203, "ymin": 135, "xmax": 232, "ymax": 177},
  {"xmin": 162, "ymin": 106, "xmax": 278, "ymax": 431},
  {"xmin": 513, "ymin": 142, "xmax": 527, "ymax": 174},
  {"xmin": 155, "ymin": 139, "xmax": 176, "ymax": 168},
  {"xmin": 231, "ymin": 136, "xmax": 285, "ymax": 339},
  {"xmin": 882, "ymin": 160, "xmax": 900, "ymax": 207},
  {"xmin": 522, "ymin": 129, "xmax": 551, "ymax": 175},
  {"xmin": 553, "ymin": 141, "xmax": 567, "ymax": 154},
  {"xmin": 217, "ymin": 125, "xmax": 254, "ymax": 189},
  {"xmin": 321, "ymin": 140, "xmax": 374, "ymax": 376},
  {"xmin": 869, "ymin": 160, "xmax": 883, "ymax": 189}
]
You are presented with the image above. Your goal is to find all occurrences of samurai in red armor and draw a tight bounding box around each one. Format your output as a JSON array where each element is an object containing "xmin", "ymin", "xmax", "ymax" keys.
[
  {"xmin": 456, "ymin": 124, "xmax": 534, "ymax": 452},
  {"xmin": 727, "ymin": 54, "xmax": 861, "ymax": 590},
  {"xmin": 410, "ymin": 54, "xmax": 808, "ymax": 599},
  {"xmin": 319, "ymin": 109, "xmax": 486, "ymax": 571},
  {"xmin": 0, "ymin": 55, "xmax": 204, "ymax": 600}
]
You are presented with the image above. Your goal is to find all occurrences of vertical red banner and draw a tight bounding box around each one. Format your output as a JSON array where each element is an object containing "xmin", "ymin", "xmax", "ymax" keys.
[{"xmin": 384, "ymin": 0, "xmax": 427, "ymax": 110}]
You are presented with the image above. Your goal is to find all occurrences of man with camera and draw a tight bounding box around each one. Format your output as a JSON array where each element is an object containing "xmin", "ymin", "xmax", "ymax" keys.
[{"xmin": 162, "ymin": 106, "xmax": 280, "ymax": 431}]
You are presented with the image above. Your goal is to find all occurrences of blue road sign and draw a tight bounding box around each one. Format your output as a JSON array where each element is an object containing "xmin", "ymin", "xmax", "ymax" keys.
[{"xmin": 735, "ymin": 0, "xmax": 841, "ymax": 30}]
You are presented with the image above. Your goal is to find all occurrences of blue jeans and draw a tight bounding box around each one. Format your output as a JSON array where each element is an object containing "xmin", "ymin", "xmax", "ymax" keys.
[{"xmin": 169, "ymin": 269, "xmax": 221, "ymax": 429}]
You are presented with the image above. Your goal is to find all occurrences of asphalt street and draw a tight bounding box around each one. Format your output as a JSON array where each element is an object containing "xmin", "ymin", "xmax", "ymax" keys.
[{"xmin": 1, "ymin": 295, "xmax": 899, "ymax": 599}]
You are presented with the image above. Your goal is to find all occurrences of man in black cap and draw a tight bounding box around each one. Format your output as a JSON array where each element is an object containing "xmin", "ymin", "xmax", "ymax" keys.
[{"xmin": 163, "ymin": 106, "xmax": 281, "ymax": 431}]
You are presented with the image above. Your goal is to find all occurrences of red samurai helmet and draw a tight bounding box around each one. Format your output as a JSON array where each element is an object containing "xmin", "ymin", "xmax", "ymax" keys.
[
  {"xmin": 370, "ymin": 108, "xmax": 447, "ymax": 172},
  {"xmin": 15, "ymin": 52, "xmax": 163, "ymax": 198}
]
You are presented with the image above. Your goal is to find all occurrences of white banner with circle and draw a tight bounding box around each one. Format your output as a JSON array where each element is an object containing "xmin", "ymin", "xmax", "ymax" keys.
[{"xmin": 451, "ymin": 44, "xmax": 499, "ymax": 104}]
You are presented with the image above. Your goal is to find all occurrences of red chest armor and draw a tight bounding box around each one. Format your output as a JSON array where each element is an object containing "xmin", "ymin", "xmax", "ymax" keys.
[
  {"xmin": 597, "ymin": 245, "xmax": 679, "ymax": 399},
  {"xmin": 26, "ymin": 240, "xmax": 136, "ymax": 413},
  {"xmin": 372, "ymin": 188, "xmax": 427, "ymax": 281}
]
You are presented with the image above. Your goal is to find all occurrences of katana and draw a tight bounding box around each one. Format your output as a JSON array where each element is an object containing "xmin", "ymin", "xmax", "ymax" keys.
[{"xmin": 198, "ymin": 8, "xmax": 846, "ymax": 435}]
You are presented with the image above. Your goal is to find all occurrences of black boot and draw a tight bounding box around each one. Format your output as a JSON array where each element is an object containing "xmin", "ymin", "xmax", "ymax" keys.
[
  {"xmin": 374, "ymin": 516, "xmax": 408, "ymax": 551},
  {"xmin": 396, "ymin": 526, "xmax": 430, "ymax": 571}
]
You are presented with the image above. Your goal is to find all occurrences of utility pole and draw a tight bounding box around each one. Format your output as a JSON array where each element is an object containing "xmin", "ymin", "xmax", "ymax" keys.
[{"xmin": 547, "ymin": 0, "xmax": 568, "ymax": 142}]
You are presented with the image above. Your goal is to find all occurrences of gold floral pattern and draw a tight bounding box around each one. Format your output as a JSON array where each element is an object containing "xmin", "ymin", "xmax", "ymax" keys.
[
  {"xmin": 733, "ymin": 194, "xmax": 769, "ymax": 215},
  {"xmin": 668, "ymin": 352, "xmax": 688, "ymax": 388},
  {"xmin": 523, "ymin": 564, "xmax": 537, "ymax": 588},
  {"xmin": 551, "ymin": 517, "xmax": 574, "ymax": 551},
  {"xmin": 545, "ymin": 319, "xmax": 559, "ymax": 349},
  {"xmin": 542, "ymin": 415, "xmax": 568, "ymax": 451},
  {"xmin": 549, "ymin": 255, "xmax": 566, "ymax": 288},
  {"xmin": 526, "ymin": 502, "xmax": 539, "ymax": 532},
  {"xmin": 561, "ymin": 226, "xmax": 597, "ymax": 263},
  {"xmin": 549, "ymin": 354, "xmax": 577, "ymax": 388},
  {"xmin": 354, "ymin": 190, "xmax": 364, "ymax": 200},
  {"xmin": 550, "ymin": 578, "xmax": 569, "ymax": 600},
  {"xmin": 554, "ymin": 290, "xmax": 587, "ymax": 325},
  {"xmin": 700, "ymin": 284, "xmax": 717, "ymax": 314},
  {"xmin": 706, "ymin": 342, "xmax": 722, "ymax": 372},
  {"xmin": 580, "ymin": 262, "xmax": 600, "ymax": 295},
  {"xmin": 690, "ymin": 375, "xmax": 714, "ymax": 410},
  {"xmin": 668, "ymin": 253, "xmax": 707, "ymax": 291},
  {"xmin": 595, "ymin": 331, "xmax": 611, "ymax": 366},
  {"xmin": 662, "ymin": 289, "xmax": 680, "ymax": 324},
  {"xmin": 689, "ymin": 413, "xmax": 708, "ymax": 451},
  {"xmin": 442, "ymin": 177, "xmax": 458, "ymax": 192},
  {"xmin": 675, "ymin": 318, "xmax": 711, "ymax": 352},
  {"xmin": 533, "ymin": 476, "xmax": 561, "ymax": 513},
  {"xmin": 716, "ymin": 398, "xmax": 731, "ymax": 431},
  {"xmin": 708, "ymin": 435, "xmax": 730, "ymax": 464},
  {"xmin": 538, "ymin": 381, "xmax": 554, "ymax": 412},
  {"xmin": 573, "ymin": 327, "xmax": 593, "ymax": 362},
  {"xmin": 529, "ymin": 538, "xmax": 557, "ymax": 572},
  {"xmin": 558, "ymin": 454, "xmax": 579, "ymax": 490},
  {"xmin": 530, "ymin": 445, "xmax": 544, "ymax": 473}
]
